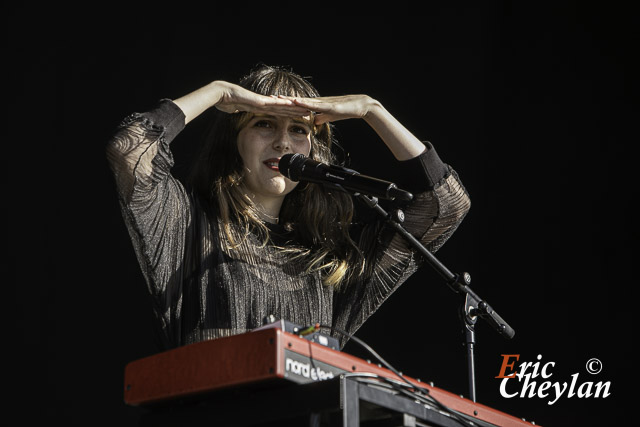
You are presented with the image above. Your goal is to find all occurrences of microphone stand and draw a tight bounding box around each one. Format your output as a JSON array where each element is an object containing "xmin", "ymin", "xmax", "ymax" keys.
[{"xmin": 355, "ymin": 193, "xmax": 515, "ymax": 403}]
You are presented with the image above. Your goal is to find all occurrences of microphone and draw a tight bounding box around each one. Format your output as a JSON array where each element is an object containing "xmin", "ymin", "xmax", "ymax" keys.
[{"xmin": 279, "ymin": 153, "xmax": 413, "ymax": 201}]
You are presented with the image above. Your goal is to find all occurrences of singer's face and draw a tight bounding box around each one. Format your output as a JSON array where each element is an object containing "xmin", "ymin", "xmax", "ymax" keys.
[{"xmin": 237, "ymin": 114, "xmax": 313, "ymax": 202}]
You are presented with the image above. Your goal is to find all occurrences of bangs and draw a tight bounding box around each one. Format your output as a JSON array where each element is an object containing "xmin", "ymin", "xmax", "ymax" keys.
[
  {"xmin": 233, "ymin": 65, "xmax": 321, "ymax": 131},
  {"xmin": 232, "ymin": 64, "xmax": 334, "ymax": 163},
  {"xmin": 240, "ymin": 65, "xmax": 320, "ymax": 98}
]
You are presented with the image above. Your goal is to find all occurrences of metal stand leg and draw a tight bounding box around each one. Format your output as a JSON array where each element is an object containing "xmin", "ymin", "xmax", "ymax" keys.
[
  {"xmin": 340, "ymin": 376, "xmax": 469, "ymax": 427},
  {"xmin": 464, "ymin": 323, "xmax": 477, "ymax": 403},
  {"xmin": 462, "ymin": 293, "xmax": 478, "ymax": 403},
  {"xmin": 342, "ymin": 377, "xmax": 360, "ymax": 426}
]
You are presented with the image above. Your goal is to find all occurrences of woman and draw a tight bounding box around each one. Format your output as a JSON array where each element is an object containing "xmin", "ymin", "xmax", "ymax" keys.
[{"xmin": 106, "ymin": 64, "xmax": 470, "ymax": 350}]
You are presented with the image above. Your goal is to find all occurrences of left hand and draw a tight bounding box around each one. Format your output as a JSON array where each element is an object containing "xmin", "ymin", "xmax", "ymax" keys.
[
  {"xmin": 280, "ymin": 95, "xmax": 377, "ymax": 125},
  {"xmin": 284, "ymin": 93, "xmax": 426, "ymax": 161}
]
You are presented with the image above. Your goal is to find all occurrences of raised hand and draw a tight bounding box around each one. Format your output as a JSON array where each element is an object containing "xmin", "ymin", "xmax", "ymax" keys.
[
  {"xmin": 214, "ymin": 81, "xmax": 310, "ymax": 117},
  {"xmin": 280, "ymin": 94, "xmax": 425, "ymax": 161},
  {"xmin": 280, "ymin": 94, "xmax": 376, "ymax": 125},
  {"xmin": 173, "ymin": 80, "xmax": 310, "ymax": 125}
]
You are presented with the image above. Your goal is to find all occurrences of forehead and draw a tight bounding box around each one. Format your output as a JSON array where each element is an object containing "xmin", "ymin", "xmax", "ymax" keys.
[
  {"xmin": 235, "ymin": 111, "xmax": 316, "ymax": 134},
  {"xmin": 251, "ymin": 113, "xmax": 313, "ymax": 126}
]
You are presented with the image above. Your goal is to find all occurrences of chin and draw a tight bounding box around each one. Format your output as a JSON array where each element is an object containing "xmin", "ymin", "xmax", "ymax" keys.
[{"xmin": 264, "ymin": 177, "xmax": 294, "ymax": 196}]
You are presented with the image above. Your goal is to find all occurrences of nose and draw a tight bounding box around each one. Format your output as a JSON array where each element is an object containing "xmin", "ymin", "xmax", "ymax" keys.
[{"xmin": 272, "ymin": 127, "xmax": 292, "ymax": 152}]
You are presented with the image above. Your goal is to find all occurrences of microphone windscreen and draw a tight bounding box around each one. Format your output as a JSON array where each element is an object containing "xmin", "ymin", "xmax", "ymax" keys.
[{"xmin": 278, "ymin": 153, "xmax": 305, "ymax": 181}]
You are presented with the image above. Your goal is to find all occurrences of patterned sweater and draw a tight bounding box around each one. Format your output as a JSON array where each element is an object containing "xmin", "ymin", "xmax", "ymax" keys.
[{"xmin": 106, "ymin": 99, "xmax": 471, "ymax": 350}]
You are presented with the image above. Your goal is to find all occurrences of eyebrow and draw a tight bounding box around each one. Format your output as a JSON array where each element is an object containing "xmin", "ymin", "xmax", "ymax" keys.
[{"xmin": 253, "ymin": 114, "xmax": 312, "ymax": 127}]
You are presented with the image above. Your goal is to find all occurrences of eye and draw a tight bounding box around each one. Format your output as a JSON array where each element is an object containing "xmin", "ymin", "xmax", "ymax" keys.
[
  {"xmin": 254, "ymin": 119, "xmax": 273, "ymax": 128},
  {"xmin": 290, "ymin": 125, "xmax": 310, "ymax": 135}
]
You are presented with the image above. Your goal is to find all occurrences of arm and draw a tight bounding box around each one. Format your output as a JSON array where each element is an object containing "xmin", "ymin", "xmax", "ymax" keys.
[
  {"xmin": 363, "ymin": 99, "xmax": 426, "ymax": 160},
  {"xmin": 286, "ymin": 94, "xmax": 426, "ymax": 160},
  {"xmin": 106, "ymin": 80, "xmax": 310, "ymax": 225},
  {"xmin": 106, "ymin": 81, "xmax": 311, "ymax": 346},
  {"xmin": 174, "ymin": 80, "xmax": 310, "ymax": 125},
  {"xmin": 105, "ymin": 100, "xmax": 190, "ymax": 297},
  {"xmin": 335, "ymin": 166, "xmax": 470, "ymax": 343},
  {"xmin": 287, "ymin": 94, "xmax": 470, "ymax": 340}
]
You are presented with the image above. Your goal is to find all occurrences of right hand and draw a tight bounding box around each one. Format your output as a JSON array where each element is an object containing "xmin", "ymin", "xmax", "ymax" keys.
[{"xmin": 213, "ymin": 81, "xmax": 311, "ymax": 117}]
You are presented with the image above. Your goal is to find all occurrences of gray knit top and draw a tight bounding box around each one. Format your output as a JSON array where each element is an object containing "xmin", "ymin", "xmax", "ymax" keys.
[{"xmin": 106, "ymin": 100, "xmax": 471, "ymax": 350}]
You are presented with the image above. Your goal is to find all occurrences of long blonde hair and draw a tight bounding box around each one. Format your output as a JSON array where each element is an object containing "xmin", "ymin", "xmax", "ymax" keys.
[{"xmin": 188, "ymin": 65, "xmax": 365, "ymax": 287}]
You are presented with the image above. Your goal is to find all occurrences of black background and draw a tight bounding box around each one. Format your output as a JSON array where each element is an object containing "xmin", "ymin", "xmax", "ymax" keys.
[{"xmin": 6, "ymin": 3, "xmax": 637, "ymax": 426}]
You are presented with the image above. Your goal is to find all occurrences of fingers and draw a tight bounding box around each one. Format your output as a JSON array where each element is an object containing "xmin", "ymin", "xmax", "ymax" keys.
[
  {"xmin": 267, "ymin": 94, "xmax": 299, "ymax": 106},
  {"xmin": 217, "ymin": 92, "xmax": 311, "ymax": 117},
  {"xmin": 264, "ymin": 95, "xmax": 311, "ymax": 116},
  {"xmin": 278, "ymin": 95, "xmax": 325, "ymax": 111},
  {"xmin": 257, "ymin": 96, "xmax": 310, "ymax": 116},
  {"xmin": 278, "ymin": 95, "xmax": 359, "ymax": 123},
  {"xmin": 312, "ymin": 112, "xmax": 332, "ymax": 125}
]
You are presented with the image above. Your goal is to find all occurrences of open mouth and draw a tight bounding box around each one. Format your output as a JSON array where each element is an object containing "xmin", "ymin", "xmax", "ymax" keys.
[{"xmin": 263, "ymin": 158, "xmax": 281, "ymax": 172}]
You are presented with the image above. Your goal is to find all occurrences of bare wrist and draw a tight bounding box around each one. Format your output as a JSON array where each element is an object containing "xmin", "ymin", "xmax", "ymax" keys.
[
  {"xmin": 173, "ymin": 80, "xmax": 227, "ymax": 124},
  {"xmin": 206, "ymin": 81, "xmax": 227, "ymax": 106},
  {"xmin": 363, "ymin": 97, "xmax": 386, "ymax": 123},
  {"xmin": 363, "ymin": 97, "xmax": 384, "ymax": 121}
]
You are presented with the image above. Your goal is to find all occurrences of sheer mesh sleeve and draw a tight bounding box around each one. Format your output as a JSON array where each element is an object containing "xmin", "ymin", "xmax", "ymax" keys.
[
  {"xmin": 106, "ymin": 99, "xmax": 471, "ymax": 350},
  {"xmin": 105, "ymin": 100, "xmax": 190, "ymax": 346},
  {"xmin": 332, "ymin": 145, "xmax": 471, "ymax": 342}
]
